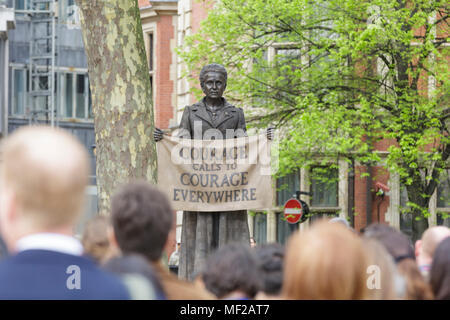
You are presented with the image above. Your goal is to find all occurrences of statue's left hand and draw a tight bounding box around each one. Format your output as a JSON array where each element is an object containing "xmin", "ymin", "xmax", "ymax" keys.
[
  {"xmin": 267, "ymin": 127, "xmax": 275, "ymax": 140},
  {"xmin": 154, "ymin": 128, "xmax": 164, "ymax": 142}
]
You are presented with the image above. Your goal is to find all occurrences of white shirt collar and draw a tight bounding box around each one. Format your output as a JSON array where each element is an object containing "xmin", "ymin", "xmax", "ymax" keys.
[{"xmin": 16, "ymin": 233, "xmax": 84, "ymax": 256}]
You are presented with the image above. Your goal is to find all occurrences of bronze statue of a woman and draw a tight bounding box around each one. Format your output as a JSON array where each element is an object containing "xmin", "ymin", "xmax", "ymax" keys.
[{"xmin": 154, "ymin": 63, "xmax": 273, "ymax": 280}]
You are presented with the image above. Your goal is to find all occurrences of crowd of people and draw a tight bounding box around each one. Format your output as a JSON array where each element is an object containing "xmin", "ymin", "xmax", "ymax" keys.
[{"xmin": 0, "ymin": 126, "xmax": 449, "ymax": 300}]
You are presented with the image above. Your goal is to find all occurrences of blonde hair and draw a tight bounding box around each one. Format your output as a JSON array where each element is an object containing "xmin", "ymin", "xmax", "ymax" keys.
[
  {"xmin": 0, "ymin": 126, "xmax": 89, "ymax": 229},
  {"xmin": 363, "ymin": 238, "xmax": 400, "ymax": 299},
  {"xmin": 282, "ymin": 221, "xmax": 369, "ymax": 300}
]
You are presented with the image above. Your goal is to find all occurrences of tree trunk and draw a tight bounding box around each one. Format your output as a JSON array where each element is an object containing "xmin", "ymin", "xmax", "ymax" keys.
[
  {"xmin": 406, "ymin": 183, "xmax": 429, "ymax": 243},
  {"xmin": 77, "ymin": 0, "xmax": 156, "ymax": 212}
]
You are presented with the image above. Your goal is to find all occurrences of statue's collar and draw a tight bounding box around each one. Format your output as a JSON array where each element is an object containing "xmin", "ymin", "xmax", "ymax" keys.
[{"xmin": 195, "ymin": 97, "xmax": 234, "ymax": 110}]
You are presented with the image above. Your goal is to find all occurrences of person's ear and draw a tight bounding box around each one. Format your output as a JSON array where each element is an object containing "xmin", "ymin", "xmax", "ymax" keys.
[
  {"xmin": 415, "ymin": 240, "xmax": 422, "ymax": 258},
  {"xmin": 0, "ymin": 189, "xmax": 17, "ymax": 226},
  {"xmin": 0, "ymin": 189, "xmax": 18, "ymax": 250}
]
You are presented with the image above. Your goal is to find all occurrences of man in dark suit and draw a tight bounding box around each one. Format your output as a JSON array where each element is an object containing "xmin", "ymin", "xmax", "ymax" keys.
[
  {"xmin": 109, "ymin": 181, "xmax": 215, "ymax": 300},
  {"xmin": 0, "ymin": 126, "xmax": 129, "ymax": 300}
]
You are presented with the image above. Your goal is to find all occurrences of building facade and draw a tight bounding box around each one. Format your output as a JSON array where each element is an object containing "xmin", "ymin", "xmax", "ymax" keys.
[
  {"xmin": 1, "ymin": 0, "xmax": 447, "ymax": 246},
  {"xmin": 170, "ymin": 0, "xmax": 450, "ymax": 246}
]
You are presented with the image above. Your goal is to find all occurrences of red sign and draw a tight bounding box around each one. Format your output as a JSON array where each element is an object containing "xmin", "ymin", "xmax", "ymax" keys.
[{"xmin": 283, "ymin": 198, "xmax": 303, "ymax": 224}]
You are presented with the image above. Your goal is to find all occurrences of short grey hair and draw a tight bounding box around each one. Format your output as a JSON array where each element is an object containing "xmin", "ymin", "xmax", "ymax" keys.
[
  {"xmin": 329, "ymin": 217, "xmax": 350, "ymax": 228},
  {"xmin": 199, "ymin": 63, "xmax": 227, "ymax": 86}
]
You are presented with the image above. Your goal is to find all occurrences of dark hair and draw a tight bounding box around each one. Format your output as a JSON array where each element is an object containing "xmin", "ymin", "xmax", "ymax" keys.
[
  {"xmin": 199, "ymin": 63, "xmax": 227, "ymax": 86},
  {"xmin": 202, "ymin": 243, "xmax": 262, "ymax": 299},
  {"xmin": 429, "ymin": 237, "xmax": 450, "ymax": 300},
  {"xmin": 254, "ymin": 243, "xmax": 284, "ymax": 295},
  {"xmin": 103, "ymin": 254, "xmax": 165, "ymax": 299},
  {"xmin": 363, "ymin": 223, "xmax": 415, "ymax": 262},
  {"xmin": 111, "ymin": 181, "xmax": 173, "ymax": 262}
]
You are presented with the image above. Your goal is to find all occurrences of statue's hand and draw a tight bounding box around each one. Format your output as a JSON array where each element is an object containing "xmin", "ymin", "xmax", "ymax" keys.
[
  {"xmin": 154, "ymin": 128, "xmax": 164, "ymax": 142},
  {"xmin": 267, "ymin": 127, "xmax": 275, "ymax": 141}
]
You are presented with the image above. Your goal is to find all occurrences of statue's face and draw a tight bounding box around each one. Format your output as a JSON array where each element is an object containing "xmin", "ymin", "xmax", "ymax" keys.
[{"xmin": 201, "ymin": 72, "xmax": 226, "ymax": 99}]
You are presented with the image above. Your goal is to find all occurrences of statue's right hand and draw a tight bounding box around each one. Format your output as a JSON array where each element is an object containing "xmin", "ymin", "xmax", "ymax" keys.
[{"xmin": 154, "ymin": 128, "xmax": 164, "ymax": 142}]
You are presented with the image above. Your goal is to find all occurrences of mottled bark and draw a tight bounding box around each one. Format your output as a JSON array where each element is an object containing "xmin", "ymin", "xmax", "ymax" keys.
[{"xmin": 77, "ymin": 0, "xmax": 156, "ymax": 212}]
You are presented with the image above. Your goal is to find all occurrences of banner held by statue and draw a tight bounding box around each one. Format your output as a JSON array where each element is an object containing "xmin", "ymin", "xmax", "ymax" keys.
[{"xmin": 157, "ymin": 134, "xmax": 273, "ymax": 212}]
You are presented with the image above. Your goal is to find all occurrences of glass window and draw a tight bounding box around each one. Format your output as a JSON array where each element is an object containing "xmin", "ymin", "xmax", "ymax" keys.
[
  {"xmin": 276, "ymin": 171, "xmax": 300, "ymax": 206},
  {"xmin": 13, "ymin": 69, "xmax": 26, "ymax": 115},
  {"xmin": 148, "ymin": 33, "xmax": 154, "ymax": 72},
  {"xmin": 76, "ymin": 74, "xmax": 85, "ymax": 118},
  {"xmin": 65, "ymin": 73, "xmax": 73, "ymax": 117},
  {"xmin": 310, "ymin": 167, "xmax": 338, "ymax": 207},
  {"xmin": 59, "ymin": 72, "xmax": 92, "ymax": 120},
  {"xmin": 276, "ymin": 212, "xmax": 298, "ymax": 245},
  {"xmin": 14, "ymin": 0, "xmax": 25, "ymax": 10},
  {"xmin": 437, "ymin": 169, "xmax": 450, "ymax": 208},
  {"xmin": 275, "ymin": 48, "xmax": 301, "ymax": 68},
  {"xmin": 88, "ymin": 85, "xmax": 93, "ymax": 118},
  {"xmin": 253, "ymin": 213, "xmax": 267, "ymax": 245},
  {"xmin": 60, "ymin": 0, "xmax": 77, "ymax": 22}
]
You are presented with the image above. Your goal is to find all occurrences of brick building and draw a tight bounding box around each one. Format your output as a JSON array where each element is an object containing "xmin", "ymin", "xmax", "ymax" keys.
[{"xmin": 139, "ymin": 0, "xmax": 450, "ymax": 248}]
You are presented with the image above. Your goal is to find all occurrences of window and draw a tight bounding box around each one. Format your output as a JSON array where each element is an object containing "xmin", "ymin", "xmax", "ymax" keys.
[
  {"xmin": 12, "ymin": 68, "xmax": 27, "ymax": 115},
  {"xmin": 148, "ymin": 33, "xmax": 154, "ymax": 98},
  {"xmin": 275, "ymin": 172, "xmax": 300, "ymax": 245},
  {"xmin": 437, "ymin": 169, "xmax": 450, "ymax": 208},
  {"xmin": 310, "ymin": 167, "xmax": 338, "ymax": 207},
  {"xmin": 436, "ymin": 169, "xmax": 450, "ymax": 226},
  {"xmin": 59, "ymin": 0, "xmax": 79, "ymax": 25},
  {"xmin": 148, "ymin": 33, "xmax": 154, "ymax": 72},
  {"xmin": 14, "ymin": 0, "xmax": 28, "ymax": 10},
  {"xmin": 275, "ymin": 48, "xmax": 301, "ymax": 71},
  {"xmin": 76, "ymin": 74, "xmax": 86, "ymax": 118},
  {"xmin": 14, "ymin": 0, "xmax": 23, "ymax": 9},
  {"xmin": 59, "ymin": 72, "xmax": 92, "ymax": 120},
  {"xmin": 276, "ymin": 171, "xmax": 300, "ymax": 206},
  {"xmin": 253, "ymin": 213, "xmax": 267, "ymax": 245},
  {"xmin": 63, "ymin": 73, "xmax": 73, "ymax": 117},
  {"xmin": 276, "ymin": 212, "xmax": 298, "ymax": 245},
  {"xmin": 11, "ymin": 68, "xmax": 91, "ymax": 120}
]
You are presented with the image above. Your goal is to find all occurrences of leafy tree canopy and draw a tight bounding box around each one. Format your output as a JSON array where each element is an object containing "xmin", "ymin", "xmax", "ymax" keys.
[{"xmin": 178, "ymin": 0, "xmax": 449, "ymax": 231}]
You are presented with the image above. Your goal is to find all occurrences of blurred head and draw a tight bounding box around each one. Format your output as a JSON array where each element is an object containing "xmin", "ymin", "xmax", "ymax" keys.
[
  {"xmin": 329, "ymin": 217, "xmax": 350, "ymax": 228},
  {"xmin": 415, "ymin": 226, "xmax": 450, "ymax": 266},
  {"xmin": 82, "ymin": 215, "xmax": 111, "ymax": 264},
  {"xmin": 103, "ymin": 254, "xmax": 165, "ymax": 300},
  {"xmin": 0, "ymin": 126, "xmax": 89, "ymax": 249},
  {"xmin": 202, "ymin": 243, "xmax": 262, "ymax": 299},
  {"xmin": 363, "ymin": 223, "xmax": 415, "ymax": 263},
  {"xmin": 429, "ymin": 237, "xmax": 450, "ymax": 300},
  {"xmin": 397, "ymin": 258, "xmax": 433, "ymax": 300},
  {"xmin": 254, "ymin": 243, "xmax": 284, "ymax": 297},
  {"xmin": 282, "ymin": 221, "xmax": 369, "ymax": 300},
  {"xmin": 362, "ymin": 238, "xmax": 401, "ymax": 300},
  {"xmin": 110, "ymin": 181, "xmax": 173, "ymax": 262}
]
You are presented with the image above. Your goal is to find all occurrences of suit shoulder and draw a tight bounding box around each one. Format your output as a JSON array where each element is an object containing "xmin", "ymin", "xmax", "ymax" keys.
[
  {"xmin": 187, "ymin": 101, "xmax": 203, "ymax": 110},
  {"xmin": 237, "ymin": 107, "xmax": 245, "ymax": 115}
]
